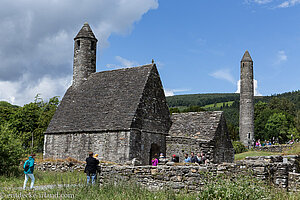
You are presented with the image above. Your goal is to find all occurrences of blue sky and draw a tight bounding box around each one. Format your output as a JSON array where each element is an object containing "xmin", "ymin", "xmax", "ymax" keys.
[{"xmin": 0, "ymin": 0, "xmax": 299, "ymax": 105}]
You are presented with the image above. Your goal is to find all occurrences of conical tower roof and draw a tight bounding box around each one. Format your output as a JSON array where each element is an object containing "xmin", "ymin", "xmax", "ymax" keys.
[
  {"xmin": 74, "ymin": 22, "xmax": 97, "ymax": 41},
  {"xmin": 241, "ymin": 50, "xmax": 252, "ymax": 62}
]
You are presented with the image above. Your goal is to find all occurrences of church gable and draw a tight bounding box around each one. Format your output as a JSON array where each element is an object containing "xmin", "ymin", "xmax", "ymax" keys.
[{"xmin": 131, "ymin": 65, "xmax": 172, "ymax": 133}]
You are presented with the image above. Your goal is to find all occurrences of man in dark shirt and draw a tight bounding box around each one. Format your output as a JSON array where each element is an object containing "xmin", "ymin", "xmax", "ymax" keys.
[
  {"xmin": 85, "ymin": 152, "xmax": 99, "ymax": 185},
  {"xmin": 190, "ymin": 152, "xmax": 197, "ymax": 163}
]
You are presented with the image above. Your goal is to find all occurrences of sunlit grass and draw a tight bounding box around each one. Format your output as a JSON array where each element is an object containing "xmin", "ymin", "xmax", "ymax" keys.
[
  {"xmin": 235, "ymin": 151, "xmax": 281, "ymax": 160},
  {"xmin": 235, "ymin": 143, "xmax": 300, "ymax": 161},
  {"xmin": 0, "ymin": 170, "xmax": 86, "ymax": 188}
]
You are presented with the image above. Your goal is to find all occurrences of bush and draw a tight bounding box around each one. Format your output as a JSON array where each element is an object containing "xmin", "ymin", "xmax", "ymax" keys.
[
  {"xmin": 232, "ymin": 141, "xmax": 248, "ymax": 154},
  {"xmin": 0, "ymin": 124, "xmax": 24, "ymax": 176}
]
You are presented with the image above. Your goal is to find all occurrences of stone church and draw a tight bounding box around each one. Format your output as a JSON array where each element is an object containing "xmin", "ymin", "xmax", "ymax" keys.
[
  {"xmin": 44, "ymin": 23, "xmax": 234, "ymax": 164},
  {"xmin": 167, "ymin": 112, "xmax": 234, "ymax": 163}
]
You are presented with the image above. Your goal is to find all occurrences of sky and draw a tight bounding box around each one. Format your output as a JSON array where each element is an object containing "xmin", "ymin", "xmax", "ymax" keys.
[{"xmin": 0, "ymin": 0, "xmax": 300, "ymax": 105}]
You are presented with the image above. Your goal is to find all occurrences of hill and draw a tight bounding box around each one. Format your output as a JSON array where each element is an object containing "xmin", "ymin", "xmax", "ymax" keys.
[{"xmin": 166, "ymin": 93, "xmax": 240, "ymax": 107}]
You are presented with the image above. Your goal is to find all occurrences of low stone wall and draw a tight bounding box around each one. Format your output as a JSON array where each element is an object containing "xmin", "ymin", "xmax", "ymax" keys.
[
  {"xmin": 36, "ymin": 161, "xmax": 86, "ymax": 172},
  {"xmin": 254, "ymin": 144, "xmax": 294, "ymax": 152},
  {"xmin": 288, "ymin": 172, "xmax": 300, "ymax": 192},
  {"xmin": 35, "ymin": 155, "xmax": 300, "ymax": 192}
]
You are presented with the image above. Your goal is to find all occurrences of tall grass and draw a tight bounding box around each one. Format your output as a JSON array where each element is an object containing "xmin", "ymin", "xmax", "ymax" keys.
[
  {"xmin": 1, "ymin": 173, "xmax": 300, "ymax": 200},
  {"xmin": 0, "ymin": 170, "xmax": 86, "ymax": 188}
]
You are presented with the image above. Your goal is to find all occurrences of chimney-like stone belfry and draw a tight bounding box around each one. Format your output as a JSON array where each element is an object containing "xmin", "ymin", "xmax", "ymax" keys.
[
  {"xmin": 73, "ymin": 22, "xmax": 98, "ymax": 87},
  {"xmin": 239, "ymin": 50, "xmax": 254, "ymax": 148}
]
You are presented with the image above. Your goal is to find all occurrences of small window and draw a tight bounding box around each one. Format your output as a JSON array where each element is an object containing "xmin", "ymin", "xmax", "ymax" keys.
[
  {"xmin": 77, "ymin": 40, "xmax": 80, "ymax": 50},
  {"xmin": 242, "ymin": 63, "xmax": 244, "ymax": 67},
  {"xmin": 91, "ymin": 41, "xmax": 95, "ymax": 50},
  {"xmin": 248, "ymin": 133, "xmax": 250, "ymax": 139}
]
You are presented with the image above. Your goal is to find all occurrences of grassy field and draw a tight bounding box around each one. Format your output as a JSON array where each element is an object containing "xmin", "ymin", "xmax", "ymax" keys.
[
  {"xmin": 0, "ymin": 170, "xmax": 86, "ymax": 188},
  {"xmin": 202, "ymin": 101, "xmax": 234, "ymax": 109},
  {"xmin": 235, "ymin": 143, "xmax": 300, "ymax": 160}
]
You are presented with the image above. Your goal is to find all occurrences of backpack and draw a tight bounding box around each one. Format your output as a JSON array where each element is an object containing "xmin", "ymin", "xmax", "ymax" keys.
[{"xmin": 24, "ymin": 160, "xmax": 30, "ymax": 172}]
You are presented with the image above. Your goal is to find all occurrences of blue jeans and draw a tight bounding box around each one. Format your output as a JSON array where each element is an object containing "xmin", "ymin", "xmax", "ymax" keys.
[
  {"xmin": 87, "ymin": 173, "xmax": 97, "ymax": 185},
  {"xmin": 23, "ymin": 174, "xmax": 35, "ymax": 189}
]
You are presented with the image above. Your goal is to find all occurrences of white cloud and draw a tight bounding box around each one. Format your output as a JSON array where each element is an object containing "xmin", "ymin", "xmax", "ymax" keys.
[
  {"xmin": 274, "ymin": 50, "xmax": 287, "ymax": 65},
  {"xmin": 210, "ymin": 69, "xmax": 236, "ymax": 84},
  {"xmin": 246, "ymin": 0, "xmax": 300, "ymax": 7},
  {"xmin": 236, "ymin": 79, "xmax": 262, "ymax": 96},
  {"xmin": 164, "ymin": 89, "xmax": 190, "ymax": 97},
  {"xmin": 106, "ymin": 56, "xmax": 139, "ymax": 69},
  {"xmin": 253, "ymin": 0, "xmax": 273, "ymax": 4},
  {"xmin": 278, "ymin": 0, "xmax": 300, "ymax": 7},
  {"xmin": 0, "ymin": 0, "xmax": 158, "ymax": 105},
  {"xmin": 0, "ymin": 74, "xmax": 72, "ymax": 106}
]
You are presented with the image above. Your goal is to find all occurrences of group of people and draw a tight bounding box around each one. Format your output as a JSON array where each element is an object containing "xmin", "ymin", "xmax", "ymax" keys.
[
  {"xmin": 23, "ymin": 152, "xmax": 101, "ymax": 189},
  {"xmin": 255, "ymin": 139, "xmax": 272, "ymax": 147},
  {"xmin": 151, "ymin": 152, "xmax": 209, "ymax": 166},
  {"xmin": 184, "ymin": 152, "xmax": 208, "ymax": 165}
]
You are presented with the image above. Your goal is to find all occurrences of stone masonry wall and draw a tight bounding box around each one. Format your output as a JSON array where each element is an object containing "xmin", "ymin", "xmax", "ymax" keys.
[
  {"xmin": 166, "ymin": 136, "xmax": 214, "ymax": 162},
  {"xmin": 44, "ymin": 131, "xmax": 131, "ymax": 162},
  {"xmin": 36, "ymin": 155, "xmax": 300, "ymax": 192},
  {"xmin": 130, "ymin": 130, "xmax": 166, "ymax": 165}
]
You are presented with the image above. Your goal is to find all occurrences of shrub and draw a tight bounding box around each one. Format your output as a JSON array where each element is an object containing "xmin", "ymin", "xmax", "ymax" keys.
[
  {"xmin": 0, "ymin": 124, "xmax": 24, "ymax": 176},
  {"xmin": 232, "ymin": 141, "xmax": 248, "ymax": 154}
]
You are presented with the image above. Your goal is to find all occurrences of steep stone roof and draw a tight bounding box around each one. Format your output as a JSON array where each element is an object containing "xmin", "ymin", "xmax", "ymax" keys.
[
  {"xmin": 74, "ymin": 22, "xmax": 97, "ymax": 41},
  {"xmin": 46, "ymin": 64, "xmax": 156, "ymax": 133},
  {"xmin": 168, "ymin": 111, "xmax": 224, "ymax": 141},
  {"xmin": 241, "ymin": 50, "xmax": 252, "ymax": 62}
]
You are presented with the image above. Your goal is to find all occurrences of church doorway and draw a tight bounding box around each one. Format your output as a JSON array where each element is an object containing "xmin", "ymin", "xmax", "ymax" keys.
[{"xmin": 149, "ymin": 143, "xmax": 160, "ymax": 165}]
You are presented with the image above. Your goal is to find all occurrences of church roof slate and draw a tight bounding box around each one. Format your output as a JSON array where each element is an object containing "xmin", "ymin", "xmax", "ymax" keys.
[
  {"xmin": 46, "ymin": 64, "xmax": 155, "ymax": 133},
  {"xmin": 168, "ymin": 111, "xmax": 224, "ymax": 141}
]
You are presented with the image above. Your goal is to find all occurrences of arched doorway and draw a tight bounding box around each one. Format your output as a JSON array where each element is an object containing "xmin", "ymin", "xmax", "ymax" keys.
[{"xmin": 149, "ymin": 143, "xmax": 160, "ymax": 165}]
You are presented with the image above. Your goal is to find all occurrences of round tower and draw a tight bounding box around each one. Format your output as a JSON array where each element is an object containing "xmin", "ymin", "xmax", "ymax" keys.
[
  {"xmin": 239, "ymin": 50, "xmax": 254, "ymax": 148},
  {"xmin": 73, "ymin": 22, "xmax": 98, "ymax": 87}
]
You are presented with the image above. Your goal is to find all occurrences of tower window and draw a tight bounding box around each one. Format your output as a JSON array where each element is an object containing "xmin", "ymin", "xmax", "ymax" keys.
[
  {"xmin": 77, "ymin": 40, "xmax": 80, "ymax": 50},
  {"xmin": 248, "ymin": 133, "xmax": 250, "ymax": 139},
  {"xmin": 91, "ymin": 41, "xmax": 95, "ymax": 50},
  {"xmin": 242, "ymin": 63, "xmax": 244, "ymax": 67}
]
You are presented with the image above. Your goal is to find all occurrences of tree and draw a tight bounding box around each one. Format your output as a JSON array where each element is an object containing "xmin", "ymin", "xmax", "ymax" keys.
[
  {"xmin": 7, "ymin": 96, "xmax": 59, "ymax": 152},
  {"xmin": 265, "ymin": 113, "xmax": 290, "ymax": 143},
  {"xmin": 0, "ymin": 123, "xmax": 24, "ymax": 175}
]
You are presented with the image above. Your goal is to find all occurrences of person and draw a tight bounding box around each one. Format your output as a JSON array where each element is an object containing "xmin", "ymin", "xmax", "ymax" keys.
[
  {"xmin": 255, "ymin": 141, "xmax": 259, "ymax": 147},
  {"xmin": 93, "ymin": 154, "xmax": 101, "ymax": 174},
  {"xmin": 200, "ymin": 152, "xmax": 207, "ymax": 164},
  {"xmin": 23, "ymin": 154, "xmax": 36, "ymax": 190},
  {"xmin": 196, "ymin": 153, "xmax": 202, "ymax": 164},
  {"xmin": 158, "ymin": 153, "xmax": 167, "ymax": 164},
  {"xmin": 184, "ymin": 153, "xmax": 191, "ymax": 163},
  {"xmin": 152, "ymin": 154, "xmax": 158, "ymax": 166},
  {"xmin": 85, "ymin": 152, "xmax": 99, "ymax": 185},
  {"xmin": 190, "ymin": 152, "xmax": 197, "ymax": 163},
  {"xmin": 171, "ymin": 154, "xmax": 179, "ymax": 163}
]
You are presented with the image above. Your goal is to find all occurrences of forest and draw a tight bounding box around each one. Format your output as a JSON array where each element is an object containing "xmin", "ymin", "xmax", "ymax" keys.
[{"xmin": 167, "ymin": 90, "xmax": 300, "ymax": 143}]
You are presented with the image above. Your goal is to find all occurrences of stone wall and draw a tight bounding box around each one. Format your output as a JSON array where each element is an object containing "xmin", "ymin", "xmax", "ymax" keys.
[
  {"xmin": 288, "ymin": 172, "xmax": 300, "ymax": 192},
  {"xmin": 44, "ymin": 130, "xmax": 166, "ymax": 165},
  {"xmin": 166, "ymin": 136, "xmax": 214, "ymax": 162},
  {"xmin": 36, "ymin": 155, "xmax": 300, "ymax": 192},
  {"xmin": 130, "ymin": 130, "xmax": 166, "ymax": 165},
  {"xmin": 43, "ymin": 131, "xmax": 131, "ymax": 162},
  {"xmin": 98, "ymin": 156, "xmax": 300, "ymax": 191},
  {"xmin": 254, "ymin": 144, "xmax": 294, "ymax": 152}
]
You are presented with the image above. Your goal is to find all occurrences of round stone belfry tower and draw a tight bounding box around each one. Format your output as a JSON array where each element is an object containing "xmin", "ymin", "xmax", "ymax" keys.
[
  {"xmin": 239, "ymin": 50, "xmax": 254, "ymax": 148},
  {"xmin": 73, "ymin": 22, "xmax": 98, "ymax": 87}
]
